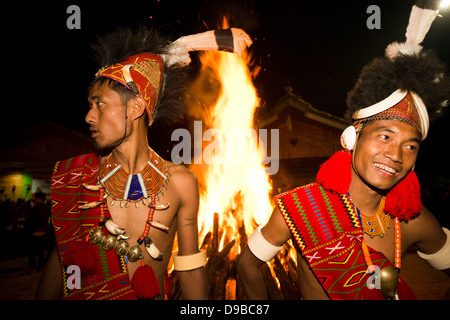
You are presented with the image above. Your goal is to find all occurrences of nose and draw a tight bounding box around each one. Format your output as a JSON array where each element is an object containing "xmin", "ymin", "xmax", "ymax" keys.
[
  {"xmin": 383, "ymin": 143, "xmax": 403, "ymax": 163},
  {"xmin": 85, "ymin": 107, "xmax": 96, "ymax": 125}
]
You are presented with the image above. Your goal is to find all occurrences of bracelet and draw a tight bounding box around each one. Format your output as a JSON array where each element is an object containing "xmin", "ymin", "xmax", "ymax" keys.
[
  {"xmin": 173, "ymin": 250, "xmax": 207, "ymax": 271},
  {"xmin": 247, "ymin": 226, "xmax": 283, "ymax": 262}
]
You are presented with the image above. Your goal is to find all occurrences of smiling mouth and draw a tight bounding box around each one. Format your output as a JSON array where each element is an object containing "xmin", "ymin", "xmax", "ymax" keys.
[{"xmin": 374, "ymin": 162, "xmax": 398, "ymax": 176}]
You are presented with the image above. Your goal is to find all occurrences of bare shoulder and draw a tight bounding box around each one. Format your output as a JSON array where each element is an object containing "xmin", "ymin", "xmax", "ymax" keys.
[
  {"xmin": 403, "ymin": 206, "xmax": 441, "ymax": 234},
  {"xmin": 166, "ymin": 161, "xmax": 199, "ymax": 200},
  {"xmin": 166, "ymin": 161, "xmax": 197, "ymax": 186},
  {"xmin": 402, "ymin": 206, "xmax": 446, "ymax": 253}
]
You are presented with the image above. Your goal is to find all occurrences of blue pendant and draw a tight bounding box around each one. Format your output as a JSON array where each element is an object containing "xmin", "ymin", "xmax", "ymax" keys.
[{"xmin": 124, "ymin": 174, "xmax": 147, "ymax": 201}]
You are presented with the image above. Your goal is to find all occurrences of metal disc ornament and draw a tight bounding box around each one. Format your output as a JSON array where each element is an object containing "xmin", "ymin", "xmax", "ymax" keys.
[
  {"xmin": 102, "ymin": 234, "xmax": 117, "ymax": 251},
  {"xmin": 127, "ymin": 244, "xmax": 143, "ymax": 262},
  {"xmin": 379, "ymin": 266, "xmax": 399, "ymax": 300}
]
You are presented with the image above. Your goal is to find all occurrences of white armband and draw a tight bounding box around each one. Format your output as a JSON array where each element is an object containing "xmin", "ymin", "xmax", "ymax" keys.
[
  {"xmin": 173, "ymin": 250, "xmax": 207, "ymax": 271},
  {"xmin": 247, "ymin": 226, "xmax": 283, "ymax": 262},
  {"xmin": 417, "ymin": 227, "xmax": 450, "ymax": 270}
]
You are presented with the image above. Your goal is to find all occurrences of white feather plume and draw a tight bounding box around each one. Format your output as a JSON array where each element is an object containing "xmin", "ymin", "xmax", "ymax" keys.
[
  {"xmin": 160, "ymin": 41, "xmax": 191, "ymax": 67},
  {"xmin": 385, "ymin": 41, "xmax": 422, "ymax": 60},
  {"xmin": 385, "ymin": 5, "xmax": 437, "ymax": 61}
]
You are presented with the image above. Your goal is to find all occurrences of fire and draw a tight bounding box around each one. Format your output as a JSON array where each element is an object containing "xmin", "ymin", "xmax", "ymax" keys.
[
  {"xmin": 190, "ymin": 48, "xmax": 274, "ymax": 257},
  {"xmin": 168, "ymin": 25, "xmax": 301, "ymax": 300}
]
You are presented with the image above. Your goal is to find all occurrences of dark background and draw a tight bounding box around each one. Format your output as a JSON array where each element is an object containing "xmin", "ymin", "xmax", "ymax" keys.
[{"xmin": 3, "ymin": 0, "xmax": 450, "ymax": 223}]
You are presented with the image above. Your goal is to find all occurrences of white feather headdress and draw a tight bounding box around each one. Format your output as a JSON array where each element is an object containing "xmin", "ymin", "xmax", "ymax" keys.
[{"xmin": 385, "ymin": 3, "xmax": 438, "ymax": 60}]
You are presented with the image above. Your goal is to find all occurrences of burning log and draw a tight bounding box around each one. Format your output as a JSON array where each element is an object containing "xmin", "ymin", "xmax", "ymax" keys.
[
  {"xmin": 261, "ymin": 263, "xmax": 283, "ymax": 300},
  {"xmin": 206, "ymin": 240, "xmax": 235, "ymax": 299},
  {"xmin": 212, "ymin": 211, "xmax": 221, "ymax": 253},
  {"xmin": 202, "ymin": 212, "xmax": 235, "ymax": 299},
  {"xmin": 200, "ymin": 231, "xmax": 212, "ymax": 249},
  {"xmin": 272, "ymin": 255, "xmax": 300, "ymax": 299},
  {"xmin": 168, "ymin": 211, "xmax": 301, "ymax": 300},
  {"xmin": 237, "ymin": 220, "xmax": 248, "ymax": 251}
]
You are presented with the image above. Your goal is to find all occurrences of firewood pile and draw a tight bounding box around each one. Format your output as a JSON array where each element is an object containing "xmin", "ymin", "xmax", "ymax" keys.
[{"xmin": 167, "ymin": 212, "xmax": 301, "ymax": 300}]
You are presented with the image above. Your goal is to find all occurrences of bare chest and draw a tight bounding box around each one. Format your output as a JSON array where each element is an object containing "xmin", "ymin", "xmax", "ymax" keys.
[
  {"xmin": 362, "ymin": 218, "xmax": 396, "ymax": 263},
  {"xmin": 104, "ymin": 189, "xmax": 179, "ymax": 280},
  {"xmin": 363, "ymin": 218, "xmax": 416, "ymax": 266},
  {"xmin": 106, "ymin": 199, "xmax": 174, "ymax": 237}
]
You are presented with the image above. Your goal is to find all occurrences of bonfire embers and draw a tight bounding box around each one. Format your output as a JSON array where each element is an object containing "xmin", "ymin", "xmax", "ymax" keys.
[{"xmin": 167, "ymin": 213, "xmax": 301, "ymax": 300}]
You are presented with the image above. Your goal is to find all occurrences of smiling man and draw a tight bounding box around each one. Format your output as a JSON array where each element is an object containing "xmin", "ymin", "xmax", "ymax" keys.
[{"xmin": 238, "ymin": 2, "xmax": 450, "ymax": 300}]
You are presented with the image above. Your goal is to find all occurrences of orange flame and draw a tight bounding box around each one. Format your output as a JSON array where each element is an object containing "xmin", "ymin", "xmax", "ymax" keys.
[{"xmin": 186, "ymin": 38, "xmax": 274, "ymax": 258}]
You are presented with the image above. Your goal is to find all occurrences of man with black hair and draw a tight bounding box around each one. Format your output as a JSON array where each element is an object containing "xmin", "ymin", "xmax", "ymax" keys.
[
  {"xmin": 238, "ymin": 1, "xmax": 450, "ymax": 300},
  {"xmin": 36, "ymin": 26, "xmax": 252, "ymax": 300}
]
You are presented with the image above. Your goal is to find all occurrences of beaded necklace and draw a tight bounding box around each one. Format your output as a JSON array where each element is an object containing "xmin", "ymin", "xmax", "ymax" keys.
[
  {"xmin": 348, "ymin": 194, "xmax": 402, "ymax": 299},
  {"xmin": 98, "ymin": 147, "xmax": 168, "ymax": 208},
  {"xmin": 86, "ymin": 147, "xmax": 171, "ymax": 263},
  {"xmin": 348, "ymin": 194, "xmax": 401, "ymax": 273},
  {"xmin": 358, "ymin": 197, "xmax": 391, "ymax": 238}
]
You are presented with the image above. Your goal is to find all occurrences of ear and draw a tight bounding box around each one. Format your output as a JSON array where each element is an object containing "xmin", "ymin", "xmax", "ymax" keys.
[{"xmin": 129, "ymin": 97, "xmax": 147, "ymax": 121}]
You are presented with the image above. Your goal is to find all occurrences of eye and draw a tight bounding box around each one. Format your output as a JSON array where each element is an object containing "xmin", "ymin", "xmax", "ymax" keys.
[
  {"xmin": 379, "ymin": 134, "xmax": 390, "ymax": 140},
  {"xmin": 87, "ymin": 100, "xmax": 104, "ymax": 109},
  {"xmin": 405, "ymin": 144, "xmax": 419, "ymax": 151}
]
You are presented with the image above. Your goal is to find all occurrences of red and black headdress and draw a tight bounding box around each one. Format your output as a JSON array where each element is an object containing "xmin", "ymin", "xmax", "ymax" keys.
[{"xmin": 91, "ymin": 26, "xmax": 252, "ymax": 126}]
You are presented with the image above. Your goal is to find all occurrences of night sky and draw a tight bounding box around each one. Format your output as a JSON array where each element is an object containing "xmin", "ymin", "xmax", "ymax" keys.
[
  {"xmin": 5, "ymin": 0, "xmax": 449, "ymax": 130},
  {"xmin": 4, "ymin": 0, "xmax": 450, "ymax": 217}
]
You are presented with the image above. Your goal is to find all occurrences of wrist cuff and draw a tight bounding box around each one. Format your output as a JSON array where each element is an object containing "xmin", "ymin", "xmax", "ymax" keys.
[
  {"xmin": 247, "ymin": 226, "xmax": 283, "ymax": 262},
  {"xmin": 173, "ymin": 250, "xmax": 207, "ymax": 271}
]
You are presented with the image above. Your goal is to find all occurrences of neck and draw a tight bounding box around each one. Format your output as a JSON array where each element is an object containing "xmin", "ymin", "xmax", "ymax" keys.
[
  {"xmin": 348, "ymin": 167, "xmax": 384, "ymax": 216},
  {"xmin": 111, "ymin": 125, "xmax": 150, "ymax": 175}
]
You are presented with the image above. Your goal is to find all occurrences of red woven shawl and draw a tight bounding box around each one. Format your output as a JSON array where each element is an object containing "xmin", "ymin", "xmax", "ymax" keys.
[
  {"xmin": 275, "ymin": 182, "xmax": 416, "ymax": 300},
  {"xmin": 51, "ymin": 153, "xmax": 136, "ymax": 300}
]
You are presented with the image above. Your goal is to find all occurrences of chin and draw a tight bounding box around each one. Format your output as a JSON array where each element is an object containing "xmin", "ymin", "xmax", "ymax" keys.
[
  {"xmin": 366, "ymin": 174, "xmax": 405, "ymax": 193},
  {"xmin": 94, "ymin": 138, "xmax": 122, "ymax": 151},
  {"xmin": 92, "ymin": 140, "xmax": 110, "ymax": 151},
  {"xmin": 91, "ymin": 139, "xmax": 103, "ymax": 150}
]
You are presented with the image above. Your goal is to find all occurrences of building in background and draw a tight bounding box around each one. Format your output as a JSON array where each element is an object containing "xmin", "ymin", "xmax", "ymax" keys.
[
  {"xmin": 257, "ymin": 87, "xmax": 349, "ymax": 194},
  {"xmin": 0, "ymin": 121, "xmax": 95, "ymax": 202},
  {"xmin": 0, "ymin": 88, "xmax": 349, "ymax": 201}
]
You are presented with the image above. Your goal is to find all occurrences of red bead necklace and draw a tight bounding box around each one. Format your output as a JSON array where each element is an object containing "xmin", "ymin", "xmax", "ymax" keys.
[
  {"xmin": 86, "ymin": 149, "xmax": 170, "ymax": 263},
  {"xmin": 348, "ymin": 194, "xmax": 401, "ymax": 273}
]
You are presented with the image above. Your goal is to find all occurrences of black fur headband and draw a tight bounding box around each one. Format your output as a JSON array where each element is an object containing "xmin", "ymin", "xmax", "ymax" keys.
[{"xmin": 346, "ymin": 49, "xmax": 450, "ymax": 122}]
